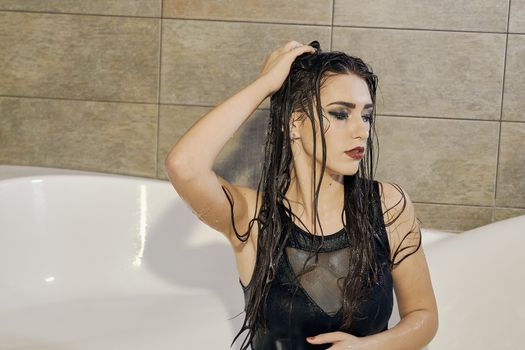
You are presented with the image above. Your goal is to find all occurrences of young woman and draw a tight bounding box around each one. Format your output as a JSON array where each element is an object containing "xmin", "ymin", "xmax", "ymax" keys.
[{"xmin": 165, "ymin": 40, "xmax": 438, "ymax": 350}]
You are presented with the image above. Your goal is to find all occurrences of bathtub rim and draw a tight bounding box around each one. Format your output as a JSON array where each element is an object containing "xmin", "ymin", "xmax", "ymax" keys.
[{"xmin": 0, "ymin": 164, "xmax": 458, "ymax": 240}]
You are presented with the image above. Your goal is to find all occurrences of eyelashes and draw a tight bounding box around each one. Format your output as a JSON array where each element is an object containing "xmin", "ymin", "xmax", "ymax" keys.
[{"xmin": 328, "ymin": 111, "xmax": 374, "ymax": 123}]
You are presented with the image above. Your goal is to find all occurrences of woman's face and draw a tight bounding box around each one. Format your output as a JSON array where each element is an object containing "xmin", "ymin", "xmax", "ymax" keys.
[{"xmin": 290, "ymin": 73, "xmax": 373, "ymax": 177}]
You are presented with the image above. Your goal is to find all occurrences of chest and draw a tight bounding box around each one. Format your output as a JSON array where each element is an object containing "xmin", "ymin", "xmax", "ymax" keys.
[{"xmin": 244, "ymin": 242, "xmax": 394, "ymax": 340}]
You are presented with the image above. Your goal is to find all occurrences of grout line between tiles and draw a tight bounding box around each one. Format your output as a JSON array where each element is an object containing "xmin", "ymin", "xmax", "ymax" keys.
[
  {"xmin": 412, "ymin": 201, "xmax": 525, "ymax": 209},
  {"xmin": 329, "ymin": 0, "xmax": 335, "ymax": 50},
  {"xmin": 330, "ymin": 24, "xmax": 511, "ymax": 35},
  {"xmin": 0, "ymin": 9, "xmax": 159, "ymax": 19},
  {"xmin": 155, "ymin": 0, "xmax": 164, "ymax": 179},
  {"xmin": 0, "ymin": 94, "xmax": 157, "ymax": 105},
  {"xmin": 413, "ymin": 201, "xmax": 475, "ymax": 207},
  {"xmin": 493, "ymin": 0, "xmax": 512, "ymax": 221},
  {"xmin": 162, "ymin": 17, "xmax": 515, "ymax": 35},
  {"xmin": 493, "ymin": 206, "xmax": 525, "ymax": 210},
  {"xmin": 375, "ymin": 114, "xmax": 501, "ymax": 122},
  {"xmin": 2, "ymin": 9, "xmax": 523, "ymax": 35},
  {"xmin": 3, "ymin": 94, "xmax": 525, "ymax": 125}
]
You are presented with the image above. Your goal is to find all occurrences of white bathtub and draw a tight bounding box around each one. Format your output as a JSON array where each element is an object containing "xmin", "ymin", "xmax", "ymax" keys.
[{"xmin": 0, "ymin": 165, "xmax": 522, "ymax": 349}]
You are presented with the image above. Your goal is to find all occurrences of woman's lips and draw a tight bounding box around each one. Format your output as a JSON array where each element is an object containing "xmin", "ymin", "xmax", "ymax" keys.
[{"xmin": 345, "ymin": 149, "xmax": 365, "ymax": 159}]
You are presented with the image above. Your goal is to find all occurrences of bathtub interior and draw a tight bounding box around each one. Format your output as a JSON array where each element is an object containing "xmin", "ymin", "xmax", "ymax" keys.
[
  {"xmin": 1, "ymin": 167, "xmax": 245, "ymax": 349},
  {"xmin": 424, "ymin": 214, "xmax": 525, "ymax": 349},
  {"xmin": 1, "ymin": 165, "xmax": 523, "ymax": 349}
]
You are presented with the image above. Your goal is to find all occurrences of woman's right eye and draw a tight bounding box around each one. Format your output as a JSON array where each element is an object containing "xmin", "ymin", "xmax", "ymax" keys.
[{"xmin": 329, "ymin": 111, "xmax": 348, "ymax": 120}]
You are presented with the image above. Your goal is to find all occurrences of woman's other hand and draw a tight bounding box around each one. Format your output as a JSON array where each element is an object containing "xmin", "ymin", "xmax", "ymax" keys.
[
  {"xmin": 306, "ymin": 331, "xmax": 379, "ymax": 350},
  {"xmin": 257, "ymin": 40, "xmax": 316, "ymax": 96}
]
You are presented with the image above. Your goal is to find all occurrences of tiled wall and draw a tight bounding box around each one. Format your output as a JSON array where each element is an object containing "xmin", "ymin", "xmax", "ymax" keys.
[{"xmin": 1, "ymin": 1, "xmax": 524, "ymax": 232}]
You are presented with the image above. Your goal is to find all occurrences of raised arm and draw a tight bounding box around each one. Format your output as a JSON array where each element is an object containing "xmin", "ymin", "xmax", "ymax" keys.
[{"xmin": 164, "ymin": 41, "xmax": 316, "ymax": 248}]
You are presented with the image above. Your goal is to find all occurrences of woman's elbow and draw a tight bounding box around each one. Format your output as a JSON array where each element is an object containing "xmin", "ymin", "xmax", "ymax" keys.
[{"xmin": 423, "ymin": 307, "xmax": 439, "ymax": 343}]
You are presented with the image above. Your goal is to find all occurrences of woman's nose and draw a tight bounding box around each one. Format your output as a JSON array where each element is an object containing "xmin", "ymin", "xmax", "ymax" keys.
[{"xmin": 351, "ymin": 116, "xmax": 370, "ymax": 139}]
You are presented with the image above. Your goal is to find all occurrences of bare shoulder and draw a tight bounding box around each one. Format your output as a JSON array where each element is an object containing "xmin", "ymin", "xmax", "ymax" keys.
[
  {"xmin": 375, "ymin": 180, "xmax": 416, "ymax": 224},
  {"xmin": 375, "ymin": 180, "xmax": 409, "ymax": 213},
  {"xmin": 375, "ymin": 180, "xmax": 421, "ymax": 268},
  {"xmin": 376, "ymin": 181, "xmax": 438, "ymax": 329}
]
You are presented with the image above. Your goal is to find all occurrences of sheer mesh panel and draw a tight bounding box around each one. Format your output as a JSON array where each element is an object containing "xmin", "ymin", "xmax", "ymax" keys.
[{"xmin": 285, "ymin": 246, "xmax": 350, "ymax": 316}]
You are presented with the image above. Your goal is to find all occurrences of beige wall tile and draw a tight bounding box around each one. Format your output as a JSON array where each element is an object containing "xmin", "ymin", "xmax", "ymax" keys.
[
  {"xmin": 374, "ymin": 116, "xmax": 499, "ymax": 205},
  {"xmin": 0, "ymin": 12, "xmax": 159, "ymax": 102},
  {"xmin": 494, "ymin": 208, "xmax": 525, "ymax": 221},
  {"xmin": 159, "ymin": 105, "xmax": 268, "ymax": 188},
  {"xmin": 160, "ymin": 19, "xmax": 331, "ymax": 106},
  {"xmin": 510, "ymin": 0, "xmax": 525, "ymax": 33},
  {"xmin": 0, "ymin": 97, "xmax": 158, "ymax": 177},
  {"xmin": 334, "ymin": 0, "xmax": 508, "ymax": 32},
  {"xmin": 502, "ymin": 34, "xmax": 525, "ymax": 121},
  {"xmin": 496, "ymin": 122, "xmax": 525, "ymax": 207},
  {"xmin": 0, "ymin": 0, "xmax": 160, "ymax": 17},
  {"xmin": 163, "ymin": 0, "xmax": 331, "ymax": 24},
  {"xmin": 333, "ymin": 28, "xmax": 506, "ymax": 120},
  {"xmin": 414, "ymin": 202, "xmax": 493, "ymax": 232}
]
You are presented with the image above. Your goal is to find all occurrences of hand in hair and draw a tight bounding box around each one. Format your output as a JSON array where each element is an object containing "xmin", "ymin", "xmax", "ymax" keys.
[{"xmin": 257, "ymin": 40, "xmax": 316, "ymax": 96}]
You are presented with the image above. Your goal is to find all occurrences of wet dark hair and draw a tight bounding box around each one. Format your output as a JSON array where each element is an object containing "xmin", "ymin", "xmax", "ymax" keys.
[{"xmin": 223, "ymin": 40, "xmax": 422, "ymax": 349}]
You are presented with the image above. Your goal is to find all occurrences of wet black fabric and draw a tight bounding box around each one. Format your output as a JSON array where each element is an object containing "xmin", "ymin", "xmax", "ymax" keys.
[{"xmin": 239, "ymin": 180, "xmax": 393, "ymax": 350}]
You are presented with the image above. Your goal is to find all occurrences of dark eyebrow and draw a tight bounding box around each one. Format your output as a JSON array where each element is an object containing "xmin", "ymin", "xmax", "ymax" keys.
[{"xmin": 326, "ymin": 101, "xmax": 373, "ymax": 109}]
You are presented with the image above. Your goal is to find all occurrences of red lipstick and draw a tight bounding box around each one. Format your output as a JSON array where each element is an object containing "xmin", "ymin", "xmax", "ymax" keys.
[{"xmin": 345, "ymin": 146, "xmax": 365, "ymax": 159}]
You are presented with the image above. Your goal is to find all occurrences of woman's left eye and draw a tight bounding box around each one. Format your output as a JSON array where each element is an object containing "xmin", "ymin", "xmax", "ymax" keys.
[{"xmin": 363, "ymin": 114, "xmax": 374, "ymax": 123}]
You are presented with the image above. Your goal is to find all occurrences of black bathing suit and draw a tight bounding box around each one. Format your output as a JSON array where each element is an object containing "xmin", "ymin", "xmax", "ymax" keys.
[{"xmin": 239, "ymin": 180, "xmax": 394, "ymax": 350}]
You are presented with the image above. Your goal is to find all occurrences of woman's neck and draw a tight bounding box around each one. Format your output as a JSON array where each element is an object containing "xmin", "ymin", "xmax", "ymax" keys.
[{"xmin": 284, "ymin": 168, "xmax": 345, "ymax": 234}]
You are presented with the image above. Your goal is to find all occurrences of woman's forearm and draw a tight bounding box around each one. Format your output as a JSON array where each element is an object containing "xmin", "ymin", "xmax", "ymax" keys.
[
  {"xmin": 165, "ymin": 76, "xmax": 272, "ymax": 177},
  {"xmin": 366, "ymin": 310, "xmax": 439, "ymax": 350}
]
